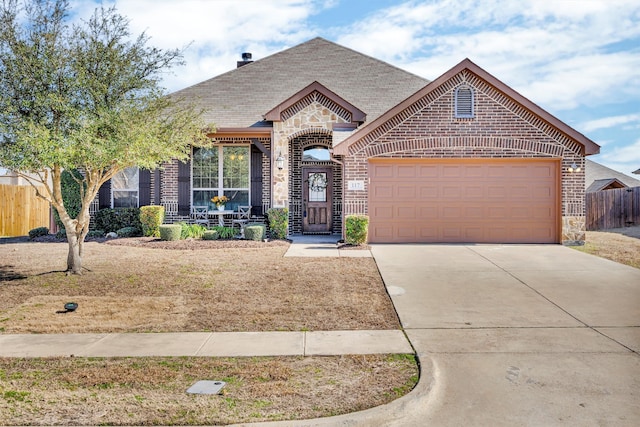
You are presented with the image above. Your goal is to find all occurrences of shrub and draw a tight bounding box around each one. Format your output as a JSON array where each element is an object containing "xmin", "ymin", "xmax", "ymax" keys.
[
  {"xmin": 116, "ymin": 226, "xmax": 140, "ymax": 238},
  {"xmin": 140, "ymin": 206, "xmax": 165, "ymax": 237},
  {"xmin": 53, "ymin": 169, "xmax": 84, "ymax": 229},
  {"xmin": 56, "ymin": 228, "xmax": 67, "ymax": 239},
  {"xmin": 28, "ymin": 226, "xmax": 49, "ymax": 239},
  {"xmin": 203, "ymin": 230, "xmax": 218, "ymax": 240},
  {"xmin": 95, "ymin": 208, "xmax": 142, "ymax": 233},
  {"xmin": 159, "ymin": 224, "xmax": 182, "ymax": 241},
  {"xmin": 211, "ymin": 226, "xmax": 237, "ymax": 240},
  {"xmin": 266, "ymin": 208, "xmax": 288, "ymax": 239},
  {"xmin": 178, "ymin": 222, "xmax": 207, "ymax": 239},
  {"xmin": 87, "ymin": 230, "xmax": 105, "ymax": 239},
  {"xmin": 244, "ymin": 224, "xmax": 266, "ymax": 241},
  {"xmin": 345, "ymin": 215, "xmax": 369, "ymax": 245}
]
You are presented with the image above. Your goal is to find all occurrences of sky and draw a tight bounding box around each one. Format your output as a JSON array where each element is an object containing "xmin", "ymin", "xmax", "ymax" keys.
[{"xmin": 65, "ymin": 0, "xmax": 640, "ymax": 178}]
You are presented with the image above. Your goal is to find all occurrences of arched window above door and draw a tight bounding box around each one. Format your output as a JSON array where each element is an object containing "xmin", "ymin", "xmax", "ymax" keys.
[{"xmin": 303, "ymin": 146, "xmax": 330, "ymax": 162}]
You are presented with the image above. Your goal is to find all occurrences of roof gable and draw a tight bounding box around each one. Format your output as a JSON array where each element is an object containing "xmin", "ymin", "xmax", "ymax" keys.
[
  {"xmin": 334, "ymin": 58, "xmax": 600, "ymax": 156},
  {"xmin": 171, "ymin": 37, "xmax": 428, "ymax": 129},
  {"xmin": 264, "ymin": 81, "xmax": 366, "ymax": 124},
  {"xmin": 586, "ymin": 178, "xmax": 628, "ymax": 193}
]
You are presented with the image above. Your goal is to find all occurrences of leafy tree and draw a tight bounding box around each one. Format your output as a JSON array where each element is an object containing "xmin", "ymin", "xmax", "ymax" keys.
[{"xmin": 0, "ymin": 0, "xmax": 210, "ymax": 274}]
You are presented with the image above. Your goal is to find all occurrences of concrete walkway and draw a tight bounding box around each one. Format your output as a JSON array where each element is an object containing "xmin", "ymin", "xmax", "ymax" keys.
[
  {"xmin": 0, "ymin": 330, "xmax": 411, "ymax": 358},
  {"xmin": 284, "ymin": 234, "xmax": 372, "ymax": 257}
]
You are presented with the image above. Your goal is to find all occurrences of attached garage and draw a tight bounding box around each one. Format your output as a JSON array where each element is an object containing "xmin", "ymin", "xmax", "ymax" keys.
[{"xmin": 368, "ymin": 159, "xmax": 560, "ymax": 244}]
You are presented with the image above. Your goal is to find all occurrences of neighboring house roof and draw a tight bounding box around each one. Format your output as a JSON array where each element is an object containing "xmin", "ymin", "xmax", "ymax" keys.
[
  {"xmin": 586, "ymin": 178, "xmax": 628, "ymax": 193},
  {"xmin": 634, "ymin": 168, "xmax": 640, "ymax": 175},
  {"xmin": 171, "ymin": 37, "xmax": 429, "ymax": 129},
  {"xmin": 334, "ymin": 58, "xmax": 600, "ymax": 156},
  {"xmin": 585, "ymin": 159, "xmax": 640, "ymax": 191}
]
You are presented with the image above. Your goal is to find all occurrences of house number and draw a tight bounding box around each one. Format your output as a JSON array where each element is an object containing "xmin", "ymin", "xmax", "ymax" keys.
[{"xmin": 348, "ymin": 180, "xmax": 365, "ymax": 191}]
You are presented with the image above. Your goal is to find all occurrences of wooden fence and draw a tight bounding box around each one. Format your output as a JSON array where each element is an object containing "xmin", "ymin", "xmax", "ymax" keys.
[
  {"xmin": 0, "ymin": 184, "xmax": 51, "ymax": 237},
  {"xmin": 586, "ymin": 186, "xmax": 640, "ymax": 230}
]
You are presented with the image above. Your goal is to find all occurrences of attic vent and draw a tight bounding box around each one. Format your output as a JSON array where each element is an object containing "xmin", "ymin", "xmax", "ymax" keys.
[{"xmin": 454, "ymin": 85, "xmax": 474, "ymax": 118}]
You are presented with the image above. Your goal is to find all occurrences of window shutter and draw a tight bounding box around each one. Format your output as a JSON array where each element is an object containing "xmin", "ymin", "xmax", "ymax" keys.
[
  {"xmin": 98, "ymin": 179, "xmax": 111, "ymax": 209},
  {"xmin": 250, "ymin": 145, "xmax": 263, "ymax": 216},
  {"xmin": 178, "ymin": 159, "xmax": 191, "ymax": 216},
  {"xmin": 153, "ymin": 169, "xmax": 161, "ymax": 205},
  {"xmin": 455, "ymin": 86, "xmax": 474, "ymax": 118},
  {"xmin": 139, "ymin": 169, "xmax": 151, "ymax": 206}
]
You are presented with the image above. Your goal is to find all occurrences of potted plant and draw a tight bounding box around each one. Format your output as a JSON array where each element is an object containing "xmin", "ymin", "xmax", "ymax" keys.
[{"xmin": 211, "ymin": 195, "xmax": 229, "ymax": 211}]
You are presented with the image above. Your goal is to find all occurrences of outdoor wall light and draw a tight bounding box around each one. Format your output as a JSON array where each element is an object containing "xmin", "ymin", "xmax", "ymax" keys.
[
  {"xmin": 568, "ymin": 163, "xmax": 581, "ymax": 173},
  {"xmin": 276, "ymin": 152, "xmax": 285, "ymax": 170}
]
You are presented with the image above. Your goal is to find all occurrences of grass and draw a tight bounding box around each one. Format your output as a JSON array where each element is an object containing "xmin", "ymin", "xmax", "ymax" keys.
[
  {"xmin": 0, "ymin": 239, "xmax": 399, "ymax": 333},
  {"xmin": 0, "ymin": 355, "xmax": 419, "ymax": 425},
  {"xmin": 0, "ymin": 238, "xmax": 416, "ymax": 425},
  {"xmin": 571, "ymin": 226, "xmax": 640, "ymax": 269}
]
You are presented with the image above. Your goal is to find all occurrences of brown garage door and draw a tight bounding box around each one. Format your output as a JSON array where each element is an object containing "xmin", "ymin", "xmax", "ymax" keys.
[{"xmin": 368, "ymin": 159, "xmax": 560, "ymax": 243}]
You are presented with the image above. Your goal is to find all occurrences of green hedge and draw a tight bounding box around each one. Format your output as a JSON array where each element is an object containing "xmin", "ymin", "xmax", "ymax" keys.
[
  {"xmin": 116, "ymin": 226, "xmax": 140, "ymax": 238},
  {"xmin": 95, "ymin": 208, "xmax": 142, "ymax": 234},
  {"xmin": 244, "ymin": 224, "xmax": 266, "ymax": 241},
  {"xmin": 203, "ymin": 230, "xmax": 218, "ymax": 240},
  {"xmin": 159, "ymin": 224, "xmax": 182, "ymax": 241},
  {"xmin": 266, "ymin": 208, "xmax": 288, "ymax": 239},
  {"xmin": 345, "ymin": 215, "xmax": 369, "ymax": 245},
  {"xmin": 140, "ymin": 206, "xmax": 165, "ymax": 237},
  {"xmin": 28, "ymin": 226, "xmax": 49, "ymax": 239}
]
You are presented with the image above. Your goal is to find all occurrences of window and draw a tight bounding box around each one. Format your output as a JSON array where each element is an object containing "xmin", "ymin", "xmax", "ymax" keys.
[
  {"xmin": 303, "ymin": 146, "xmax": 330, "ymax": 162},
  {"xmin": 112, "ymin": 167, "xmax": 139, "ymax": 208},
  {"xmin": 454, "ymin": 85, "xmax": 474, "ymax": 118},
  {"xmin": 192, "ymin": 146, "xmax": 250, "ymax": 211}
]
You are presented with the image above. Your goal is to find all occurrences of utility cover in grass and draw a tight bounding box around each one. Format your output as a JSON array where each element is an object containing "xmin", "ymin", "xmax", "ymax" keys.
[{"xmin": 186, "ymin": 380, "xmax": 226, "ymax": 395}]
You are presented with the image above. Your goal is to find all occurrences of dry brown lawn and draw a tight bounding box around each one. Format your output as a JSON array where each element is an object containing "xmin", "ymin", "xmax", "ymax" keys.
[
  {"xmin": 0, "ymin": 238, "xmax": 399, "ymax": 333},
  {"xmin": 571, "ymin": 226, "xmax": 640, "ymax": 269},
  {"xmin": 0, "ymin": 355, "xmax": 418, "ymax": 426},
  {"xmin": 0, "ymin": 238, "xmax": 415, "ymax": 425}
]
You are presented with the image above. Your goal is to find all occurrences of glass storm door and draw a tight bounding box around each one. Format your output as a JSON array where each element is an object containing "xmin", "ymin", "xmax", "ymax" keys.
[{"xmin": 303, "ymin": 167, "xmax": 332, "ymax": 233}]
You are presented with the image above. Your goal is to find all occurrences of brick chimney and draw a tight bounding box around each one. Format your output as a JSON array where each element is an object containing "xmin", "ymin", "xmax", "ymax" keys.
[{"xmin": 237, "ymin": 52, "xmax": 253, "ymax": 68}]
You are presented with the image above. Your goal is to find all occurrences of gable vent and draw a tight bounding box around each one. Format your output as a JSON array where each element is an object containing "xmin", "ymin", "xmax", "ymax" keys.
[{"xmin": 455, "ymin": 85, "xmax": 474, "ymax": 118}]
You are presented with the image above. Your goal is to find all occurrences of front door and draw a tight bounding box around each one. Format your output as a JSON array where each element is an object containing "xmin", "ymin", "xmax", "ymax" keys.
[{"xmin": 303, "ymin": 167, "xmax": 332, "ymax": 233}]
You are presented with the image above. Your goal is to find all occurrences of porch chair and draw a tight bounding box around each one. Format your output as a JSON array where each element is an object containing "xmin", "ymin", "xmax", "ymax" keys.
[
  {"xmin": 191, "ymin": 205, "xmax": 210, "ymax": 227},
  {"xmin": 232, "ymin": 205, "xmax": 251, "ymax": 237}
]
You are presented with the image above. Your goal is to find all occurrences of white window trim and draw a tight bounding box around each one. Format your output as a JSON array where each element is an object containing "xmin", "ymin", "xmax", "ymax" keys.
[
  {"xmin": 111, "ymin": 167, "xmax": 139, "ymax": 208},
  {"xmin": 191, "ymin": 145, "xmax": 251, "ymax": 208}
]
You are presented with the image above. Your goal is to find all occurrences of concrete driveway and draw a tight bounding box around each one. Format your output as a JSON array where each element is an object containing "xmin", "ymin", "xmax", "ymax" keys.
[{"xmin": 372, "ymin": 244, "xmax": 640, "ymax": 426}]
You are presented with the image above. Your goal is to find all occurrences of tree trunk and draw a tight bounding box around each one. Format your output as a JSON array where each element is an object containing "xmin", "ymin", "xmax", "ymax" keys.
[{"xmin": 66, "ymin": 230, "xmax": 83, "ymax": 274}]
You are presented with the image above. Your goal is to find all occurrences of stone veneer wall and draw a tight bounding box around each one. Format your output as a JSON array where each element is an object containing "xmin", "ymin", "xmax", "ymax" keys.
[
  {"xmin": 341, "ymin": 69, "xmax": 586, "ymax": 244},
  {"xmin": 272, "ymin": 99, "xmax": 348, "ymax": 235}
]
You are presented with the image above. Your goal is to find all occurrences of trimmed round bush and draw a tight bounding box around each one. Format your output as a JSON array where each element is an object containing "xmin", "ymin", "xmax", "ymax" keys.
[
  {"xmin": 28, "ymin": 226, "xmax": 49, "ymax": 239},
  {"xmin": 345, "ymin": 215, "xmax": 369, "ymax": 245},
  {"xmin": 244, "ymin": 224, "xmax": 266, "ymax": 241},
  {"xmin": 159, "ymin": 224, "xmax": 182, "ymax": 241},
  {"xmin": 116, "ymin": 226, "xmax": 140, "ymax": 238},
  {"xmin": 203, "ymin": 230, "xmax": 218, "ymax": 240}
]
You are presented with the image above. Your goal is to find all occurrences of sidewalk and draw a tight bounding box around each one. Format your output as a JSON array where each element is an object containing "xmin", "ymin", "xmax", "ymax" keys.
[
  {"xmin": 0, "ymin": 330, "xmax": 412, "ymax": 358},
  {"xmin": 284, "ymin": 235, "xmax": 372, "ymax": 257}
]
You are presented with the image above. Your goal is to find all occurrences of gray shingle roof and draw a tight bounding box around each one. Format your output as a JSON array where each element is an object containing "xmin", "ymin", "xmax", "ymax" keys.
[
  {"xmin": 585, "ymin": 159, "xmax": 640, "ymax": 191},
  {"xmin": 170, "ymin": 37, "xmax": 429, "ymax": 128}
]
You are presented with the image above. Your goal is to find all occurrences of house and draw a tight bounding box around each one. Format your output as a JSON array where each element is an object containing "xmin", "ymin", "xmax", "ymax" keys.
[
  {"xmin": 585, "ymin": 159, "xmax": 640, "ymax": 192},
  {"xmin": 98, "ymin": 37, "xmax": 600, "ymax": 244}
]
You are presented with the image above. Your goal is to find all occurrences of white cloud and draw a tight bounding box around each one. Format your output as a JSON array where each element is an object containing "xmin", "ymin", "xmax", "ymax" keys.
[
  {"xmin": 335, "ymin": 0, "xmax": 640, "ymax": 113},
  {"xmin": 580, "ymin": 113, "xmax": 640, "ymax": 132}
]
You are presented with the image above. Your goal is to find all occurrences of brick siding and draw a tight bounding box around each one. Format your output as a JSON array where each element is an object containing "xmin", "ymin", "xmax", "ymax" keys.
[{"xmin": 342, "ymin": 69, "xmax": 586, "ymax": 243}]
